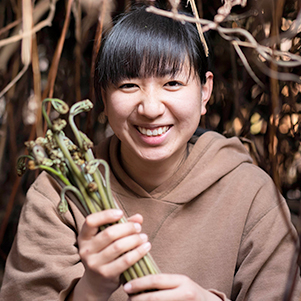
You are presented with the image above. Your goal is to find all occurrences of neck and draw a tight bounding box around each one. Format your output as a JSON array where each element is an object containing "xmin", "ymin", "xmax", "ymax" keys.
[{"xmin": 120, "ymin": 146, "xmax": 188, "ymax": 192}]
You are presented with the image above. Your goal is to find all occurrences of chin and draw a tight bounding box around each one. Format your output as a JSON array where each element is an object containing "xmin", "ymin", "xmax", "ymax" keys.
[{"xmin": 138, "ymin": 151, "xmax": 174, "ymax": 163}]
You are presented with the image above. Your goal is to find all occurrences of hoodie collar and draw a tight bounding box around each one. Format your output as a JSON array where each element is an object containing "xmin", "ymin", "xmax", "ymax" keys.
[{"xmin": 96, "ymin": 131, "xmax": 253, "ymax": 203}]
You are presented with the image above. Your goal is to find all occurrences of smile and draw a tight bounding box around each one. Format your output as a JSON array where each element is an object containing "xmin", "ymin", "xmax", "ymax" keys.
[{"xmin": 137, "ymin": 126, "xmax": 170, "ymax": 137}]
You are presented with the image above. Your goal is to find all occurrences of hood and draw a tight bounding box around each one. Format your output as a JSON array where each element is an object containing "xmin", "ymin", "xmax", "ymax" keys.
[
  {"xmin": 151, "ymin": 131, "xmax": 253, "ymax": 203},
  {"xmin": 95, "ymin": 131, "xmax": 253, "ymax": 203}
]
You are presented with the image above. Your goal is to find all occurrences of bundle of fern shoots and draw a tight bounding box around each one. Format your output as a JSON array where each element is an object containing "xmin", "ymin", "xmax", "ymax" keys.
[{"xmin": 17, "ymin": 98, "xmax": 160, "ymax": 282}]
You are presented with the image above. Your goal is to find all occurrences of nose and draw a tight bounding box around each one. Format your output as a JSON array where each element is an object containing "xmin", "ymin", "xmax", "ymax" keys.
[{"xmin": 137, "ymin": 91, "xmax": 165, "ymax": 120}]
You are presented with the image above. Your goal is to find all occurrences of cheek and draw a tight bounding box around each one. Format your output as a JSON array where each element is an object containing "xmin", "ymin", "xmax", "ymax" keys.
[
  {"xmin": 106, "ymin": 95, "xmax": 131, "ymax": 120},
  {"xmin": 173, "ymin": 94, "xmax": 202, "ymax": 122},
  {"xmin": 105, "ymin": 97, "xmax": 136, "ymax": 136}
]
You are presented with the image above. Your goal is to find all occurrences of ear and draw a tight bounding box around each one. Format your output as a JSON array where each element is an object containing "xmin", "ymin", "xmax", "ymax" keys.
[
  {"xmin": 201, "ymin": 71, "xmax": 213, "ymax": 116},
  {"xmin": 101, "ymin": 89, "xmax": 108, "ymax": 116}
]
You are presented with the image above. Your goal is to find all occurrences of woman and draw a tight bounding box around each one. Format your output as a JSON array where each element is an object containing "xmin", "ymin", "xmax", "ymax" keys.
[{"xmin": 1, "ymin": 6, "xmax": 300, "ymax": 301}]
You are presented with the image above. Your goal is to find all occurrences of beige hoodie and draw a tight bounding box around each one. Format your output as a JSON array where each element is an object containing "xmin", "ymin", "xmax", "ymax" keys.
[{"xmin": 1, "ymin": 131, "xmax": 300, "ymax": 300}]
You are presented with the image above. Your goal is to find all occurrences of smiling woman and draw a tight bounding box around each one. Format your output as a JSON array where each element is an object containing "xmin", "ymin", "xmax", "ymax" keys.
[
  {"xmin": 101, "ymin": 70, "xmax": 212, "ymax": 191},
  {"xmin": 95, "ymin": 8, "xmax": 213, "ymax": 190},
  {"xmin": 1, "ymin": 5, "xmax": 301, "ymax": 301}
]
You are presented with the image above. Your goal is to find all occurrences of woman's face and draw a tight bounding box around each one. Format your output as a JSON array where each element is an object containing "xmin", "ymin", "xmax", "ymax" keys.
[{"xmin": 102, "ymin": 67, "xmax": 213, "ymax": 168}]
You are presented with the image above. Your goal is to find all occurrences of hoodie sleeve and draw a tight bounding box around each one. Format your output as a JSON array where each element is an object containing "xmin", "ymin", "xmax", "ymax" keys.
[
  {"xmin": 232, "ymin": 177, "xmax": 301, "ymax": 301},
  {"xmin": 0, "ymin": 173, "xmax": 85, "ymax": 301}
]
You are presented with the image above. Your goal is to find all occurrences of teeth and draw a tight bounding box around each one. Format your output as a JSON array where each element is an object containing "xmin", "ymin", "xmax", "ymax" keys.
[{"xmin": 138, "ymin": 126, "xmax": 169, "ymax": 137}]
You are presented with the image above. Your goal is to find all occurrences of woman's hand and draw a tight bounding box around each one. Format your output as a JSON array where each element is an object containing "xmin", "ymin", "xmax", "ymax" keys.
[
  {"xmin": 124, "ymin": 274, "xmax": 222, "ymax": 301},
  {"xmin": 71, "ymin": 209, "xmax": 151, "ymax": 301}
]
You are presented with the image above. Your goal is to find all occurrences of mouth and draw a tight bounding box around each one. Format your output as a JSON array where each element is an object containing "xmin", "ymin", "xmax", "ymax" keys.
[{"xmin": 137, "ymin": 126, "xmax": 170, "ymax": 137}]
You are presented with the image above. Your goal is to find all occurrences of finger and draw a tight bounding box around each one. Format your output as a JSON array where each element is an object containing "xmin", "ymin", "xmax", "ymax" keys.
[
  {"xmin": 89, "ymin": 221, "xmax": 143, "ymax": 253},
  {"xmin": 128, "ymin": 289, "xmax": 186, "ymax": 301},
  {"xmin": 124, "ymin": 274, "xmax": 181, "ymax": 294},
  {"xmin": 79, "ymin": 220, "xmax": 144, "ymax": 258},
  {"xmin": 127, "ymin": 213, "xmax": 143, "ymax": 225},
  {"xmin": 125, "ymin": 275, "xmax": 194, "ymax": 301},
  {"xmin": 100, "ymin": 232, "xmax": 149, "ymax": 263},
  {"xmin": 99, "ymin": 241, "xmax": 152, "ymax": 279},
  {"xmin": 79, "ymin": 209, "xmax": 123, "ymax": 240}
]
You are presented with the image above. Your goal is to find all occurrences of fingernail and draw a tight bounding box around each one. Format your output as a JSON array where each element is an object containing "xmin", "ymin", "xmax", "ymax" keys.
[
  {"xmin": 140, "ymin": 233, "xmax": 147, "ymax": 242},
  {"xmin": 142, "ymin": 242, "xmax": 151, "ymax": 251},
  {"xmin": 134, "ymin": 223, "xmax": 141, "ymax": 232},
  {"xmin": 124, "ymin": 282, "xmax": 132, "ymax": 292},
  {"xmin": 113, "ymin": 210, "xmax": 123, "ymax": 217}
]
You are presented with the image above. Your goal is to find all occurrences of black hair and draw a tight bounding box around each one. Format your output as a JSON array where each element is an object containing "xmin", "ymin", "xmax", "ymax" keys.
[{"xmin": 94, "ymin": 7, "xmax": 211, "ymax": 101}]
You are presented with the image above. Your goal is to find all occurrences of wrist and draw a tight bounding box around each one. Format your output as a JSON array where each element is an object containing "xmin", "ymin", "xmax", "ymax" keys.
[{"xmin": 71, "ymin": 273, "xmax": 111, "ymax": 301}]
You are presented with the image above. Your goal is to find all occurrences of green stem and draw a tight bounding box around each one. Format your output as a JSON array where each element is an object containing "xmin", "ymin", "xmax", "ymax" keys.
[
  {"xmin": 143, "ymin": 254, "xmax": 161, "ymax": 274},
  {"xmin": 70, "ymin": 170, "xmax": 102, "ymax": 214},
  {"xmin": 99, "ymin": 159, "xmax": 116, "ymax": 209},
  {"xmin": 67, "ymin": 101, "xmax": 111, "ymax": 210},
  {"xmin": 61, "ymin": 185, "xmax": 90, "ymax": 215},
  {"xmin": 127, "ymin": 267, "xmax": 138, "ymax": 279},
  {"xmin": 54, "ymin": 132, "xmax": 82, "ymax": 180},
  {"xmin": 54, "ymin": 132, "xmax": 102, "ymax": 212},
  {"xmin": 39, "ymin": 165, "xmax": 71, "ymax": 186},
  {"xmin": 42, "ymin": 98, "xmax": 69, "ymax": 129},
  {"xmin": 123, "ymin": 270, "xmax": 132, "ymax": 283},
  {"xmin": 69, "ymin": 99, "xmax": 93, "ymax": 150},
  {"xmin": 132, "ymin": 262, "xmax": 144, "ymax": 278},
  {"xmin": 137, "ymin": 259, "xmax": 149, "ymax": 276},
  {"xmin": 39, "ymin": 98, "xmax": 161, "ymax": 282},
  {"xmin": 92, "ymin": 159, "xmax": 115, "ymax": 210}
]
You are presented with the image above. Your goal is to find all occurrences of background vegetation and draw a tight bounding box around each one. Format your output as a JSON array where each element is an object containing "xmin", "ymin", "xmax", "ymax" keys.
[{"xmin": 0, "ymin": 0, "xmax": 300, "ymax": 293}]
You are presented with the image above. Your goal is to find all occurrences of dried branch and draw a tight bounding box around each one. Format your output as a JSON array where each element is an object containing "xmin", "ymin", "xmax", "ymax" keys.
[
  {"xmin": 0, "ymin": 0, "xmax": 57, "ymax": 48},
  {"xmin": 89, "ymin": 0, "xmax": 109, "ymax": 102},
  {"xmin": 72, "ymin": 0, "xmax": 82, "ymax": 102},
  {"xmin": 21, "ymin": 0, "xmax": 33, "ymax": 66},
  {"xmin": 146, "ymin": 6, "xmax": 301, "ymax": 84},
  {"xmin": 0, "ymin": 0, "xmax": 34, "ymax": 101},
  {"xmin": 0, "ymin": 18, "xmax": 21, "ymax": 37},
  {"xmin": 187, "ymin": 0, "xmax": 209, "ymax": 57},
  {"xmin": 30, "ymin": 35, "xmax": 43, "ymax": 138},
  {"xmin": 42, "ymin": 0, "xmax": 73, "ymax": 100},
  {"xmin": 0, "ymin": 0, "xmax": 49, "ymax": 71},
  {"xmin": 0, "ymin": 0, "xmax": 57, "ymax": 99},
  {"xmin": 232, "ymin": 42, "xmax": 265, "ymax": 89},
  {"xmin": 214, "ymin": 0, "xmax": 247, "ymax": 24}
]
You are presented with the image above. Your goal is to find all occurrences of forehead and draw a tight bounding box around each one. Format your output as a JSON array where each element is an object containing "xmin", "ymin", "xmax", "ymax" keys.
[
  {"xmin": 96, "ymin": 9, "xmax": 207, "ymax": 91},
  {"xmin": 130, "ymin": 55, "xmax": 196, "ymax": 78}
]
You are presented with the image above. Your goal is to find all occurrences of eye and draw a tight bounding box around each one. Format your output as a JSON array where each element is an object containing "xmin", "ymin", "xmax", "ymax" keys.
[
  {"xmin": 164, "ymin": 81, "xmax": 183, "ymax": 89},
  {"xmin": 119, "ymin": 83, "xmax": 139, "ymax": 89}
]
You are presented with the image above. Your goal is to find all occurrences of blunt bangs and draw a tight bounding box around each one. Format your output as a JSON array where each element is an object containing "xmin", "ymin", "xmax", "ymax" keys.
[{"xmin": 95, "ymin": 7, "xmax": 209, "ymax": 94}]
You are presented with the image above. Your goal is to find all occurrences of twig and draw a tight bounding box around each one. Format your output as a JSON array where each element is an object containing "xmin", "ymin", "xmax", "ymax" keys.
[
  {"xmin": 30, "ymin": 34, "xmax": 43, "ymax": 139},
  {"xmin": 232, "ymin": 42, "xmax": 265, "ymax": 89},
  {"xmin": 89, "ymin": 0, "xmax": 108, "ymax": 100},
  {"xmin": 187, "ymin": 0, "xmax": 209, "ymax": 57},
  {"xmin": 214, "ymin": 0, "xmax": 247, "ymax": 24},
  {"xmin": 0, "ymin": 0, "xmax": 34, "ymax": 99},
  {"xmin": 72, "ymin": 0, "xmax": 82, "ymax": 102},
  {"xmin": 42, "ymin": 0, "xmax": 73, "ymax": 101},
  {"xmin": 0, "ymin": 18, "xmax": 21, "ymax": 37},
  {"xmin": 0, "ymin": 0, "xmax": 57, "ymax": 99},
  {"xmin": 0, "ymin": 64, "xmax": 29, "ymax": 99},
  {"xmin": 86, "ymin": 0, "xmax": 109, "ymax": 133},
  {"xmin": 146, "ymin": 6, "xmax": 301, "ymax": 84},
  {"xmin": 0, "ymin": 0, "xmax": 57, "ymax": 48},
  {"xmin": 0, "ymin": 0, "xmax": 55, "ymax": 72},
  {"xmin": 21, "ymin": 0, "xmax": 33, "ymax": 66}
]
